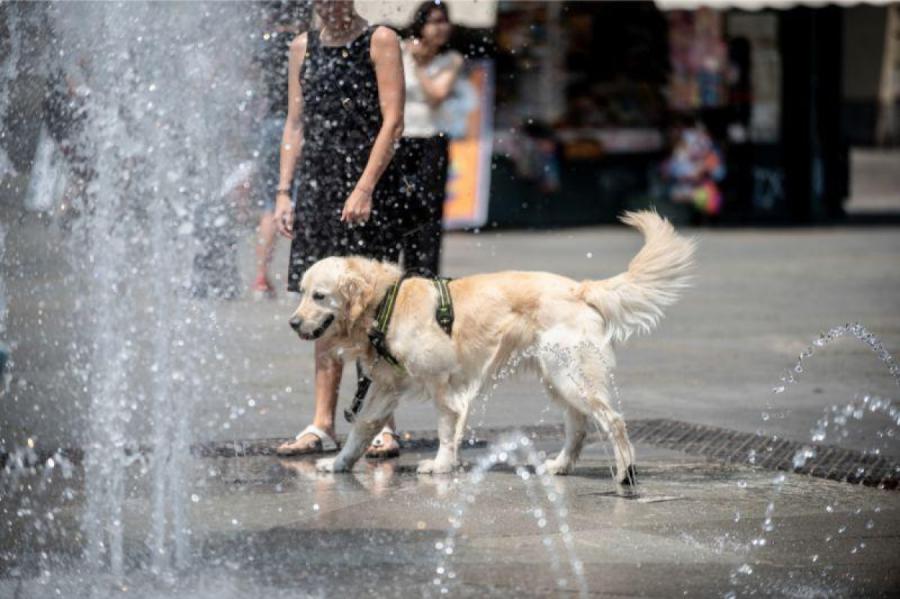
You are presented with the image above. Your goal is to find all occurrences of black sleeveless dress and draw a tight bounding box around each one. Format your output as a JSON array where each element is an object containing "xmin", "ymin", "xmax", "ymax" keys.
[{"xmin": 287, "ymin": 27, "xmax": 400, "ymax": 292}]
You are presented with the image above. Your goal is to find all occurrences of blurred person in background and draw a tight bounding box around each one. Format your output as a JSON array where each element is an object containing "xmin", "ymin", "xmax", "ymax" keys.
[
  {"xmin": 662, "ymin": 116, "xmax": 725, "ymax": 221},
  {"xmin": 25, "ymin": 61, "xmax": 94, "ymax": 222},
  {"xmin": 250, "ymin": 2, "xmax": 305, "ymax": 299},
  {"xmin": 392, "ymin": 0, "xmax": 463, "ymax": 278},
  {"xmin": 364, "ymin": 0, "xmax": 465, "ymax": 459},
  {"xmin": 273, "ymin": 0, "xmax": 405, "ymax": 456}
]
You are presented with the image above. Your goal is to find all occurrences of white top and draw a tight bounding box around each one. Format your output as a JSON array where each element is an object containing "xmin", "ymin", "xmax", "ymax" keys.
[{"xmin": 402, "ymin": 45, "xmax": 462, "ymax": 138}]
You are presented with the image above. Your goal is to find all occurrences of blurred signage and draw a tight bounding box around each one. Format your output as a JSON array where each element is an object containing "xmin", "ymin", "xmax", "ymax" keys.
[{"xmin": 443, "ymin": 60, "xmax": 493, "ymax": 230}]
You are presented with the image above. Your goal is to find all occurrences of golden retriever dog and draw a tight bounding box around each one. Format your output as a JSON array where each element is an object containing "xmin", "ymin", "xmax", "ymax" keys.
[{"xmin": 289, "ymin": 211, "xmax": 694, "ymax": 484}]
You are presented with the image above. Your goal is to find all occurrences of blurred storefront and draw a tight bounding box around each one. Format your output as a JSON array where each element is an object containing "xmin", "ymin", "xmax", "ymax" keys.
[
  {"xmin": 490, "ymin": 2, "xmax": 670, "ymax": 227},
  {"xmin": 484, "ymin": 0, "xmax": 899, "ymax": 227}
]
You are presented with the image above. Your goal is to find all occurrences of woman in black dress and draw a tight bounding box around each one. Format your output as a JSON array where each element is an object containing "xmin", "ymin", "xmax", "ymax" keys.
[{"xmin": 273, "ymin": 0, "xmax": 404, "ymax": 455}]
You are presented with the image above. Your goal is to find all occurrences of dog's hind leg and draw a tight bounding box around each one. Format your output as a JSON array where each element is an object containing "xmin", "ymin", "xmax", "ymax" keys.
[
  {"xmin": 543, "ymin": 397, "xmax": 588, "ymax": 475},
  {"xmin": 586, "ymin": 393, "xmax": 636, "ymax": 486},
  {"xmin": 537, "ymin": 340, "xmax": 636, "ymax": 484}
]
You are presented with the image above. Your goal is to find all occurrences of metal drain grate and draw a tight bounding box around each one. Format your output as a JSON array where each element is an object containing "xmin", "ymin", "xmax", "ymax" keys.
[
  {"xmin": 5, "ymin": 419, "xmax": 897, "ymax": 490},
  {"xmin": 237, "ymin": 419, "xmax": 899, "ymax": 489},
  {"xmin": 627, "ymin": 419, "xmax": 899, "ymax": 490}
]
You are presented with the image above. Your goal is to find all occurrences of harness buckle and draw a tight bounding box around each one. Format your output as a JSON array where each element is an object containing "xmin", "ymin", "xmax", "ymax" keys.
[{"xmin": 433, "ymin": 278, "xmax": 454, "ymax": 336}]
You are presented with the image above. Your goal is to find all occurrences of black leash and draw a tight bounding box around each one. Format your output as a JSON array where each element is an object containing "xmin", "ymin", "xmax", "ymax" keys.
[{"xmin": 344, "ymin": 361, "xmax": 371, "ymax": 423}]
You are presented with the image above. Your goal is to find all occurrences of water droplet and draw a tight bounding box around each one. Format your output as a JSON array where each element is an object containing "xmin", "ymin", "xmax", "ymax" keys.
[{"xmin": 190, "ymin": 494, "xmax": 199, "ymax": 503}]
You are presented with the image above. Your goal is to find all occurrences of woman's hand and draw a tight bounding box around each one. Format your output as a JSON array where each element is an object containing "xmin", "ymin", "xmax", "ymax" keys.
[
  {"xmin": 341, "ymin": 187, "xmax": 373, "ymax": 225},
  {"xmin": 274, "ymin": 193, "xmax": 295, "ymax": 239}
]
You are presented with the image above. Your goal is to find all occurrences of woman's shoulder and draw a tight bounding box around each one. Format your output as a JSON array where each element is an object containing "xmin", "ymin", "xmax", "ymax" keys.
[{"xmin": 370, "ymin": 25, "xmax": 400, "ymax": 48}]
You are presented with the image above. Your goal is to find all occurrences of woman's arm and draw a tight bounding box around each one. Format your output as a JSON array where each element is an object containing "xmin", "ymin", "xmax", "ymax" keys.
[
  {"xmin": 414, "ymin": 50, "xmax": 463, "ymax": 107},
  {"xmin": 274, "ymin": 33, "xmax": 307, "ymax": 239},
  {"xmin": 341, "ymin": 26, "xmax": 405, "ymax": 225}
]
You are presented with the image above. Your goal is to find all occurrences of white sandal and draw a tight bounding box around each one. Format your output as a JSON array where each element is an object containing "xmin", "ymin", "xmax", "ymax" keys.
[
  {"xmin": 276, "ymin": 424, "xmax": 339, "ymax": 456},
  {"xmin": 365, "ymin": 425, "xmax": 400, "ymax": 459}
]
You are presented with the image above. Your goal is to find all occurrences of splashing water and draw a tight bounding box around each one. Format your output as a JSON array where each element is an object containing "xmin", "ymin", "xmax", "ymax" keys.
[
  {"xmin": 465, "ymin": 339, "xmax": 625, "ymax": 481},
  {"xmin": 0, "ymin": 1, "xmax": 255, "ymax": 584},
  {"xmin": 0, "ymin": 220, "xmax": 7, "ymax": 378},
  {"xmin": 0, "ymin": 2, "xmax": 23, "ymax": 177},
  {"xmin": 728, "ymin": 324, "xmax": 899, "ymax": 597},
  {"xmin": 435, "ymin": 433, "xmax": 589, "ymax": 597},
  {"xmin": 772, "ymin": 323, "xmax": 900, "ymax": 394},
  {"xmin": 810, "ymin": 395, "xmax": 900, "ymax": 448}
]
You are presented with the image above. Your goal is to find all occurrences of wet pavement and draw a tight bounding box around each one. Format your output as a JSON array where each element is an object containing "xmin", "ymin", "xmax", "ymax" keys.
[{"xmin": 2, "ymin": 437, "xmax": 899, "ymax": 597}]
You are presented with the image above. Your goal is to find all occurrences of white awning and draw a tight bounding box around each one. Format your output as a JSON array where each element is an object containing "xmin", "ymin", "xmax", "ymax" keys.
[
  {"xmin": 356, "ymin": 0, "xmax": 497, "ymax": 28},
  {"xmin": 656, "ymin": 0, "xmax": 896, "ymax": 10}
]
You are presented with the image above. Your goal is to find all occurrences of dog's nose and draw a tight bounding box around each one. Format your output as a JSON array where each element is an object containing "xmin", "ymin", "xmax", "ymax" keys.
[{"xmin": 289, "ymin": 316, "xmax": 303, "ymax": 331}]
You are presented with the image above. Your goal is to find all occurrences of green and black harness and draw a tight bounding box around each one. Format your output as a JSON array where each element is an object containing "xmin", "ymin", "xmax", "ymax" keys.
[{"xmin": 344, "ymin": 274, "xmax": 454, "ymax": 423}]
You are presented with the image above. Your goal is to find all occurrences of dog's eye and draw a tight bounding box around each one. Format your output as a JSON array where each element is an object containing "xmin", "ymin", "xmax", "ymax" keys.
[{"xmin": 312, "ymin": 292, "xmax": 325, "ymax": 301}]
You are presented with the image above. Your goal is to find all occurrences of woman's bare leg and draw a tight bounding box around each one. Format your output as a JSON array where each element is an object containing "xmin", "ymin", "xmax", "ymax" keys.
[{"xmin": 277, "ymin": 339, "xmax": 342, "ymax": 452}]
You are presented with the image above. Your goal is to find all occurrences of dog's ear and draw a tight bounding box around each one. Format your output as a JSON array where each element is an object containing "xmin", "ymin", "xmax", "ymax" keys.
[{"xmin": 340, "ymin": 266, "xmax": 374, "ymax": 325}]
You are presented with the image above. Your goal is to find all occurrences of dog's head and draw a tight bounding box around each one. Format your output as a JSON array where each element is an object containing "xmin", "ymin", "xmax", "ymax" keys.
[{"xmin": 289, "ymin": 257, "xmax": 377, "ymax": 341}]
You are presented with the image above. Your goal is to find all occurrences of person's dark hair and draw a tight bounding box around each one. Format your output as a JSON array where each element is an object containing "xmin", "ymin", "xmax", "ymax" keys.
[{"xmin": 405, "ymin": 1, "xmax": 451, "ymax": 41}]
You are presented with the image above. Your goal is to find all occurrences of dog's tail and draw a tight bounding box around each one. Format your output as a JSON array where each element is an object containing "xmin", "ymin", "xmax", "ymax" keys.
[{"xmin": 581, "ymin": 210, "xmax": 695, "ymax": 344}]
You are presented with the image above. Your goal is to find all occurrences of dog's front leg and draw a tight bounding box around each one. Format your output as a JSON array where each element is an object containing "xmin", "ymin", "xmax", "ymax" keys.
[
  {"xmin": 317, "ymin": 388, "xmax": 397, "ymax": 473},
  {"xmin": 417, "ymin": 399, "xmax": 461, "ymax": 475},
  {"xmin": 315, "ymin": 422, "xmax": 382, "ymax": 473}
]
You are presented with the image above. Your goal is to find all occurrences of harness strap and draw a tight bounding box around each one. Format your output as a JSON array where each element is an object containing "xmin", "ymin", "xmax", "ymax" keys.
[
  {"xmin": 350, "ymin": 274, "xmax": 455, "ymax": 423},
  {"xmin": 433, "ymin": 277, "xmax": 454, "ymax": 335},
  {"xmin": 368, "ymin": 272, "xmax": 415, "ymax": 374}
]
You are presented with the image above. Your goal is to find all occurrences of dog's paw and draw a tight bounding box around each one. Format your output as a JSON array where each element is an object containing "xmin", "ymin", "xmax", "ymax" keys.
[
  {"xmin": 616, "ymin": 464, "xmax": 637, "ymax": 486},
  {"xmin": 543, "ymin": 457, "xmax": 574, "ymax": 476},
  {"xmin": 316, "ymin": 456, "xmax": 351, "ymax": 473},
  {"xmin": 417, "ymin": 458, "xmax": 456, "ymax": 475}
]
